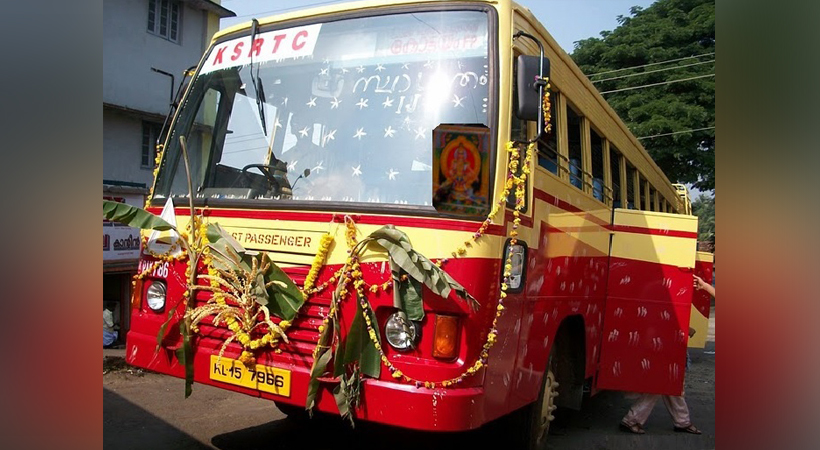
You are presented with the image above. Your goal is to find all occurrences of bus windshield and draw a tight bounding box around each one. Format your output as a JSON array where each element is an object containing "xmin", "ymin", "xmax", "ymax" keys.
[{"xmin": 154, "ymin": 10, "xmax": 490, "ymax": 207}]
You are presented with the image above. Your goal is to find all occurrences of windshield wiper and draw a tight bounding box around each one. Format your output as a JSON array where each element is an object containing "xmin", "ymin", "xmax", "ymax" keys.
[{"xmin": 249, "ymin": 19, "xmax": 267, "ymax": 136}]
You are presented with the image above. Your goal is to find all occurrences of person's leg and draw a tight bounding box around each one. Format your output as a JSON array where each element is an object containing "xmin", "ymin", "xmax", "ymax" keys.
[
  {"xmin": 662, "ymin": 394, "xmax": 691, "ymax": 428},
  {"xmin": 622, "ymin": 393, "xmax": 660, "ymax": 428}
]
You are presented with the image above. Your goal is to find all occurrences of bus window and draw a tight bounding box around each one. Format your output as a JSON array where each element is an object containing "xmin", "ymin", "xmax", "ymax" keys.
[
  {"xmin": 641, "ymin": 178, "xmax": 650, "ymax": 210},
  {"xmin": 510, "ymin": 53, "xmax": 527, "ymax": 142},
  {"xmin": 626, "ymin": 163, "xmax": 637, "ymax": 209},
  {"xmin": 536, "ymin": 90, "xmax": 559, "ymax": 174},
  {"xmin": 610, "ymin": 147, "xmax": 622, "ymax": 208},
  {"xmin": 590, "ymin": 128, "xmax": 604, "ymax": 202},
  {"xmin": 566, "ymin": 105, "xmax": 583, "ymax": 190}
]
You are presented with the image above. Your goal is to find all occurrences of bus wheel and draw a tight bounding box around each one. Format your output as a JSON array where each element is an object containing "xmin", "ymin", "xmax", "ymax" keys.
[{"xmin": 527, "ymin": 359, "xmax": 559, "ymax": 449}]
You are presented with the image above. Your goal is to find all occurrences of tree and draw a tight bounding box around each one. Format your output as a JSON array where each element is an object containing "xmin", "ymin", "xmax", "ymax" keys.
[
  {"xmin": 572, "ymin": 0, "xmax": 715, "ymax": 190},
  {"xmin": 691, "ymin": 193, "xmax": 714, "ymax": 248}
]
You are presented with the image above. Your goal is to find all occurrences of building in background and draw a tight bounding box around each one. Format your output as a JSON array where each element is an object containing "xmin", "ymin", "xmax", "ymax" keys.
[{"xmin": 103, "ymin": 0, "xmax": 234, "ymax": 345}]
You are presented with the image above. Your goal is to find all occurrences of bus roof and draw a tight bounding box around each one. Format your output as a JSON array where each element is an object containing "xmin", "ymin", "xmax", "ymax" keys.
[{"xmin": 215, "ymin": 0, "xmax": 499, "ymax": 42}]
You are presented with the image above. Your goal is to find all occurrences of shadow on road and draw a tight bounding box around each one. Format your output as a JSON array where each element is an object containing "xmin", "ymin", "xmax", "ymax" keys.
[{"xmin": 104, "ymin": 388, "xmax": 211, "ymax": 450}]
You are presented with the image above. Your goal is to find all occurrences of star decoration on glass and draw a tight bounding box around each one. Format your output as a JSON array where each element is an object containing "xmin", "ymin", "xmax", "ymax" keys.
[
  {"xmin": 298, "ymin": 126, "xmax": 310, "ymax": 138},
  {"xmin": 281, "ymin": 97, "xmax": 289, "ymax": 106},
  {"xmin": 414, "ymin": 127, "xmax": 426, "ymax": 140},
  {"xmin": 323, "ymin": 58, "xmax": 330, "ymax": 64},
  {"xmin": 424, "ymin": 60, "xmax": 434, "ymax": 68},
  {"xmin": 330, "ymin": 97, "xmax": 341, "ymax": 109},
  {"xmin": 387, "ymin": 168, "xmax": 400, "ymax": 180},
  {"xmin": 375, "ymin": 64, "xmax": 385, "ymax": 72},
  {"xmin": 288, "ymin": 160, "xmax": 298, "ymax": 171},
  {"xmin": 382, "ymin": 96, "xmax": 394, "ymax": 108},
  {"xmin": 356, "ymin": 65, "xmax": 365, "ymax": 73},
  {"xmin": 353, "ymin": 128, "xmax": 367, "ymax": 140},
  {"xmin": 452, "ymin": 94, "xmax": 465, "ymax": 108},
  {"xmin": 356, "ymin": 98, "xmax": 369, "ymax": 109},
  {"xmin": 401, "ymin": 63, "xmax": 410, "ymax": 70},
  {"xmin": 306, "ymin": 97, "xmax": 317, "ymax": 108},
  {"xmin": 312, "ymin": 161, "xmax": 325, "ymax": 173},
  {"xmin": 352, "ymin": 165, "xmax": 362, "ymax": 177},
  {"xmin": 274, "ymin": 118, "xmax": 283, "ymax": 129},
  {"xmin": 384, "ymin": 126, "xmax": 396, "ymax": 138},
  {"xmin": 319, "ymin": 67, "xmax": 329, "ymax": 76},
  {"xmin": 401, "ymin": 116, "xmax": 414, "ymax": 130},
  {"xmin": 322, "ymin": 129, "xmax": 336, "ymax": 146},
  {"xmin": 341, "ymin": 67, "xmax": 349, "ymax": 74}
]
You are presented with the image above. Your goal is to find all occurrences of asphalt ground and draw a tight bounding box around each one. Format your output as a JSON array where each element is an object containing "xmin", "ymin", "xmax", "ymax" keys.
[{"xmin": 103, "ymin": 306, "xmax": 715, "ymax": 450}]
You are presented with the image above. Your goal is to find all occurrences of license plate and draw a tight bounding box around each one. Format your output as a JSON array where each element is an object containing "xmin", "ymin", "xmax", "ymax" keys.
[{"xmin": 209, "ymin": 355, "xmax": 291, "ymax": 397}]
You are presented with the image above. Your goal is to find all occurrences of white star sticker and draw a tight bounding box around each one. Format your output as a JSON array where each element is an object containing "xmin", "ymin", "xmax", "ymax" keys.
[
  {"xmin": 322, "ymin": 129, "xmax": 336, "ymax": 146},
  {"xmin": 313, "ymin": 161, "xmax": 325, "ymax": 173},
  {"xmin": 382, "ymin": 97, "xmax": 394, "ymax": 108},
  {"xmin": 287, "ymin": 160, "xmax": 298, "ymax": 171},
  {"xmin": 401, "ymin": 63, "xmax": 410, "ymax": 70},
  {"xmin": 414, "ymin": 127, "xmax": 426, "ymax": 140},
  {"xmin": 424, "ymin": 60, "xmax": 434, "ymax": 68},
  {"xmin": 323, "ymin": 58, "xmax": 330, "ymax": 64},
  {"xmin": 353, "ymin": 128, "xmax": 367, "ymax": 140},
  {"xmin": 306, "ymin": 97, "xmax": 317, "ymax": 108},
  {"xmin": 319, "ymin": 67, "xmax": 329, "ymax": 76},
  {"xmin": 356, "ymin": 65, "xmax": 365, "ymax": 73},
  {"xmin": 281, "ymin": 97, "xmax": 288, "ymax": 106},
  {"xmin": 341, "ymin": 67, "xmax": 349, "ymax": 74},
  {"xmin": 356, "ymin": 98, "xmax": 369, "ymax": 109},
  {"xmin": 352, "ymin": 165, "xmax": 362, "ymax": 177},
  {"xmin": 330, "ymin": 97, "xmax": 341, "ymax": 109},
  {"xmin": 387, "ymin": 169, "xmax": 399, "ymax": 180},
  {"xmin": 375, "ymin": 64, "xmax": 385, "ymax": 72},
  {"xmin": 274, "ymin": 118, "xmax": 283, "ymax": 129},
  {"xmin": 298, "ymin": 126, "xmax": 310, "ymax": 138},
  {"xmin": 384, "ymin": 126, "xmax": 396, "ymax": 138},
  {"xmin": 452, "ymin": 94, "xmax": 465, "ymax": 108}
]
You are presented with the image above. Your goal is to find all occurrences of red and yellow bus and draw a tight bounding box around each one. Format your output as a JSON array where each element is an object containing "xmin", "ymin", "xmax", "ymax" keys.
[{"xmin": 125, "ymin": 0, "xmax": 712, "ymax": 447}]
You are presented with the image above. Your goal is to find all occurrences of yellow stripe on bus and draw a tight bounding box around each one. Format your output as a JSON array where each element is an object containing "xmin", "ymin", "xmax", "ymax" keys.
[
  {"xmin": 610, "ymin": 232, "xmax": 697, "ymax": 268},
  {"xmin": 613, "ymin": 208, "xmax": 698, "ymax": 233}
]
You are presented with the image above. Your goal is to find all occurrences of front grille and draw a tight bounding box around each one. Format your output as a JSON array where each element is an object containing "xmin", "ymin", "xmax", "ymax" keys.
[{"xmin": 192, "ymin": 263, "xmax": 327, "ymax": 365}]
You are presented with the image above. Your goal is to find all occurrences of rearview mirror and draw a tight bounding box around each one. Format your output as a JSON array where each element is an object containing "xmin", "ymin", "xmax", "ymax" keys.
[{"xmin": 515, "ymin": 54, "xmax": 550, "ymax": 122}]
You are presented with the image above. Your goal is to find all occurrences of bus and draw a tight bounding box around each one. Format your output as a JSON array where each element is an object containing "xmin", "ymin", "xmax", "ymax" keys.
[{"xmin": 124, "ymin": 0, "xmax": 713, "ymax": 447}]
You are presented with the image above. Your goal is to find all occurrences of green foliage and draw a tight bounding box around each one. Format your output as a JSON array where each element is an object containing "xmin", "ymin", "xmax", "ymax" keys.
[
  {"xmin": 572, "ymin": 0, "xmax": 715, "ymax": 190},
  {"xmin": 692, "ymin": 193, "xmax": 715, "ymax": 245}
]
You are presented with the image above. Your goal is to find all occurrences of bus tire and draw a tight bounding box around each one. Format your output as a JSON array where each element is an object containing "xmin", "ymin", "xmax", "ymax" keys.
[{"xmin": 524, "ymin": 355, "xmax": 559, "ymax": 450}]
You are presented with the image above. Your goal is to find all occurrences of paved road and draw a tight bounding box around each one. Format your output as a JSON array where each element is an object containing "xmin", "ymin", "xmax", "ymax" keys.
[{"xmin": 103, "ymin": 308, "xmax": 714, "ymax": 450}]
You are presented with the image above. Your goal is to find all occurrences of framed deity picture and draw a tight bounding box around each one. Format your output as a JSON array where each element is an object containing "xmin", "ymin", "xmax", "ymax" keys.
[{"xmin": 432, "ymin": 124, "xmax": 491, "ymax": 216}]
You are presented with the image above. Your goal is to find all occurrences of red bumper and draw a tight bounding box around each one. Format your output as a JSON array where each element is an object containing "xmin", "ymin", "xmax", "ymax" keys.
[{"xmin": 126, "ymin": 330, "xmax": 487, "ymax": 432}]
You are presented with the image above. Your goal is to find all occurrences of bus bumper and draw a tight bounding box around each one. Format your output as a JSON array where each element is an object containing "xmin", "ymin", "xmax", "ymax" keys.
[{"xmin": 126, "ymin": 330, "xmax": 487, "ymax": 432}]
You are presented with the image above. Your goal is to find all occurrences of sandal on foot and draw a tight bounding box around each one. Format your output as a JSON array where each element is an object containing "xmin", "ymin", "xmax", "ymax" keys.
[
  {"xmin": 620, "ymin": 422, "xmax": 646, "ymax": 434},
  {"xmin": 674, "ymin": 424, "xmax": 702, "ymax": 435}
]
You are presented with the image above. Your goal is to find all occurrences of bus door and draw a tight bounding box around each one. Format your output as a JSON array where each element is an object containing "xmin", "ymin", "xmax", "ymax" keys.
[
  {"xmin": 688, "ymin": 251, "xmax": 714, "ymax": 348},
  {"xmin": 596, "ymin": 209, "xmax": 698, "ymax": 396}
]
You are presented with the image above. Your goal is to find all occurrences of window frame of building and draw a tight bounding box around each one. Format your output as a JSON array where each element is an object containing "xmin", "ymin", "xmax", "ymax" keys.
[
  {"xmin": 141, "ymin": 121, "xmax": 162, "ymax": 169},
  {"xmin": 148, "ymin": 0, "xmax": 182, "ymax": 43}
]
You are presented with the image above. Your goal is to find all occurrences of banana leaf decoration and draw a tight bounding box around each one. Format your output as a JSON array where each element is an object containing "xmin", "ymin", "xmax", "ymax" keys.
[
  {"xmin": 367, "ymin": 225, "xmax": 480, "ymax": 318},
  {"xmin": 103, "ymin": 200, "xmax": 174, "ymax": 231}
]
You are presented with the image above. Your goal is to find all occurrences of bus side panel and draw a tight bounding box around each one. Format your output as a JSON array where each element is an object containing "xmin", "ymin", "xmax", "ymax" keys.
[
  {"xmin": 688, "ymin": 252, "xmax": 714, "ymax": 348},
  {"xmin": 596, "ymin": 209, "xmax": 698, "ymax": 396}
]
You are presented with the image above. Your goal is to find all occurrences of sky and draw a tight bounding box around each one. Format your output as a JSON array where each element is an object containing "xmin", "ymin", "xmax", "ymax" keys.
[{"xmin": 218, "ymin": 0, "xmax": 657, "ymax": 53}]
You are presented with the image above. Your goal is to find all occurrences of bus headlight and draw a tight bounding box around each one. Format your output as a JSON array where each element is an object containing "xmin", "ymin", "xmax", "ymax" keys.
[
  {"xmin": 146, "ymin": 281, "xmax": 167, "ymax": 312},
  {"xmin": 384, "ymin": 312, "xmax": 419, "ymax": 351}
]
